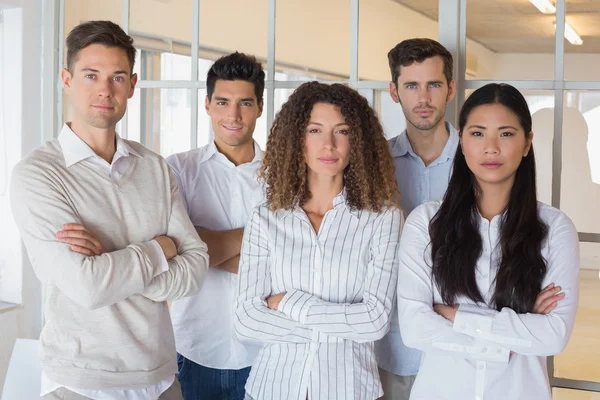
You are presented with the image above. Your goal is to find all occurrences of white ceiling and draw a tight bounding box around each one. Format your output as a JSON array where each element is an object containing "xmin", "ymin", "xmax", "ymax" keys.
[{"xmin": 393, "ymin": 0, "xmax": 600, "ymax": 53}]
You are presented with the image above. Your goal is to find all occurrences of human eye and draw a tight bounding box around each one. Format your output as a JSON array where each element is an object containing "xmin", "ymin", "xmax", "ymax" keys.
[
  {"xmin": 500, "ymin": 131, "xmax": 514, "ymax": 137},
  {"xmin": 470, "ymin": 131, "xmax": 483, "ymax": 137}
]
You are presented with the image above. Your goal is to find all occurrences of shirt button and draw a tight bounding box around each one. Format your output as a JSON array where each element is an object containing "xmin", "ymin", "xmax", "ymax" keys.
[
  {"xmin": 478, "ymin": 365, "xmax": 485, "ymax": 370},
  {"xmin": 476, "ymin": 328, "xmax": 482, "ymax": 334},
  {"xmin": 476, "ymin": 396, "xmax": 482, "ymax": 400}
]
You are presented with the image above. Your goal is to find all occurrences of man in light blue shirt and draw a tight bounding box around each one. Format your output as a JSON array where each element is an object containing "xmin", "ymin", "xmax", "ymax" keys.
[{"xmin": 375, "ymin": 38, "xmax": 460, "ymax": 400}]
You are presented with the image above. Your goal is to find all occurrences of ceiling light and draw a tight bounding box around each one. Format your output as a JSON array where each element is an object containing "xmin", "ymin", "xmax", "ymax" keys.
[
  {"xmin": 564, "ymin": 22, "xmax": 583, "ymax": 45},
  {"xmin": 529, "ymin": 0, "xmax": 556, "ymax": 14}
]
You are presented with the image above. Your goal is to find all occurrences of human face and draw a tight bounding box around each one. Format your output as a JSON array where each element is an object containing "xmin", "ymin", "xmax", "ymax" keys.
[
  {"xmin": 61, "ymin": 44, "xmax": 137, "ymax": 131},
  {"xmin": 206, "ymin": 80, "xmax": 263, "ymax": 150},
  {"xmin": 461, "ymin": 103, "xmax": 533, "ymax": 188},
  {"xmin": 390, "ymin": 56, "xmax": 456, "ymax": 132},
  {"xmin": 304, "ymin": 103, "xmax": 351, "ymax": 181}
]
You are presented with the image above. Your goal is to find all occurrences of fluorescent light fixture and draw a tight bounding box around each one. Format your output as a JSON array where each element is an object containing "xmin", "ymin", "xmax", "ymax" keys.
[
  {"xmin": 553, "ymin": 21, "xmax": 584, "ymax": 45},
  {"xmin": 564, "ymin": 22, "xmax": 584, "ymax": 45},
  {"xmin": 529, "ymin": 0, "xmax": 556, "ymax": 14}
]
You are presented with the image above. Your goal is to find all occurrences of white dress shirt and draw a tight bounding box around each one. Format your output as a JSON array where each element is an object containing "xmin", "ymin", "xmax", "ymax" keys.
[
  {"xmin": 234, "ymin": 191, "xmax": 403, "ymax": 400},
  {"xmin": 167, "ymin": 141, "xmax": 264, "ymax": 369},
  {"xmin": 376, "ymin": 122, "xmax": 459, "ymax": 376},
  {"xmin": 41, "ymin": 124, "xmax": 173, "ymax": 400},
  {"xmin": 397, "ymin": 200, "xmax": 580, "ymax": 400}
]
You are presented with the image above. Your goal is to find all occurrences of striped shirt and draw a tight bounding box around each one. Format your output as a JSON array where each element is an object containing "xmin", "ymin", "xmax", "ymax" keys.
[{"xmin": 234, "ymin": 191, "xmax": 403, "ymax": 400}]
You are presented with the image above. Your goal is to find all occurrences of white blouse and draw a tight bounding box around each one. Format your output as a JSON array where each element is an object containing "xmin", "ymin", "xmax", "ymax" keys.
[
  {"xmin": 234, "ymin": 191, "xmax": 403, "ymax": 400},
  {"xmin": 397, "ymin": 201, "xmax": 580, "ymax": 400}
]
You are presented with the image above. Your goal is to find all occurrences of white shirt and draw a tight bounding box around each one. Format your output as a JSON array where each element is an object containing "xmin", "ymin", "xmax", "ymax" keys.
[
  {"xmin": 41, "ymin": 124, "xmax": 173, "ymax": 400},
  {"xmin": 397, "ymin": 201, "xmax": 580, "ymax": 400},
  {"xmin": 376, "ymin": 122, "xmax": 460, "ymax": 376},
  {"xmin": 167, "ymin": 141, "xmax": 264, "ymax": 369},
  {"xmin": 234, "ymin": 192, "xmax": 403, "ymax": 400}
]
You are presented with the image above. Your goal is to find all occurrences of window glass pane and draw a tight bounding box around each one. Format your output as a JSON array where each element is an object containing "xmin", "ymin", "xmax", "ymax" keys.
[
  {"xmin": 360, "ymin": 0, "xmax": 438, "ymax": 81},
  {"xmin": 466, "ymin": 1, "xmax": 555, "ymax": 80},
  {"xmin": 554, "ymin": 254, "xmax": 600, "ymax": 382},
  {"xmin": 565, "ymin": 2, "xmax": 600, "ymax": 81},
  {"xmin": 199, "ymin": 0, "xmax": 268, "ymax": 80},
  {"xmin": 131, "ymin": 89, "xmax": 191, "ymax": 158},
  {"xmin": 130, "ymin": 0, "xmax": 192, "ymax": 80},
  {"xmin": 552, "ymin": 388, "xmax": 600, "ymax": 400},
  {"xmin": 377, "ymin": 88, "xmax": 406, "ymax": 140},
  {"xmin": 275, "ymin": 0, "xmax": 349, "ymax": 80},
  {"xmin": 560, "ymin": 91, "xmax": 600, "ymax": 234}
]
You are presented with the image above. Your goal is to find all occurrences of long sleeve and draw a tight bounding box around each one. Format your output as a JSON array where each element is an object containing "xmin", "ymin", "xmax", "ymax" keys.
[
  {"xmin": 276, "ymin": 208, "xmax": 402, "ymax": 343},
  {"xmin": 234, "ymin": 207, "xmax": 315, "ymax": 344},
  {"xmin": 452, "ymin": 211, "xmax": 580, "ymax": 356},
  {"xmin": 140, "ymin": 166, "xmax": 209, "ymax": 302},
  {"xmin": 10, "ymin": 162, "xmax": 165, "ymax": 310},
  {"xmin": 397, "ymin": 205, "xmax": 509, "ymax": 363}
]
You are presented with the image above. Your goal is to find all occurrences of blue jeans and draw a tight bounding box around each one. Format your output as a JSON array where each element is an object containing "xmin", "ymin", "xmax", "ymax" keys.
[{"xmin": 177, "ymin": 353, "xmax": 251, "ymax": 400}]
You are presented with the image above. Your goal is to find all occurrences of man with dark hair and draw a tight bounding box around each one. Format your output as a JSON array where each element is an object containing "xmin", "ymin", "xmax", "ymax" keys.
[
  {"xmin": 166, "ymin": 52, "xmax": 265, "ymax": 400},
  {"xmin": 374, "ymin": 38, "xmax": 460, "ymax": 400},
  {"xmin": 11, "ymin": 20, "xmax": 208, "ymax": 399}
]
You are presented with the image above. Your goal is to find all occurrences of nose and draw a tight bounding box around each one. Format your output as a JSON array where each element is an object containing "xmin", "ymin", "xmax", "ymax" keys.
[
  {"xmin": 483, "ymin": 136, "xmax": 500, "ymax": 155},
  {"xmin": 322, "ymin": 132, "xmax": 336, "ymax": 150},
  {"xmin": 228, "ymin": 104, "xmax": 242, "ymax": 120},
  {"xmin": 417, "ymin": 86, "xmax": 432, "ymax": 105},
  {"xmin": 97, "ymin": 78, "xmax": 114, "ymax": 98}
]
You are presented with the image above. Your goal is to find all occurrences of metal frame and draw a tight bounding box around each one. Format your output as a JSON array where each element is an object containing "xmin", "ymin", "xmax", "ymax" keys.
[{"xmin": 52, "ymin": 0, "xmax": 600, "ymax": 392}]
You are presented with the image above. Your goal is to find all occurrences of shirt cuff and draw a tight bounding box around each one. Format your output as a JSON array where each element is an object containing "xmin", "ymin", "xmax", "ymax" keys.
[
  {"xmin": 453, "ymin": 303, "xmax": 496, "ymax": 338},
  {"xmin": 278, "ymin": 290, "xmax": 315, "ymax": 324},
  {"xmin": 149, "ymin": 239, "xmax": 170, "ymax": 278}
]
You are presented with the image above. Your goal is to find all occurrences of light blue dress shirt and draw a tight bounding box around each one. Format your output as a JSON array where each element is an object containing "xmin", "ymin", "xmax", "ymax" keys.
[{"xmin": 375, "ymin": 121, "xmax": 460, "ymax": 376}]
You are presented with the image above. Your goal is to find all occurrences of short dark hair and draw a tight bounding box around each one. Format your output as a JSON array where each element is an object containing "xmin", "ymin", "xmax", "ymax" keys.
[
  {"xmin": 66, "ymin": 21, "xmax": 136, "ymax": 74},
  {"xmin": 207, "ymin": 52, "xmax": 265, "ymax": 103},
  {"xmin": 387, "ymin": 38, "xmax": 453, "ymax": 86}
]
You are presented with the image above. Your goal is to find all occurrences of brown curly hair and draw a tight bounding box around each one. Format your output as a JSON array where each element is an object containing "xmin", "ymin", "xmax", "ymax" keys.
[{"xmin": 260, "ymin": 81, "xmax": 399, "ymax": 212}]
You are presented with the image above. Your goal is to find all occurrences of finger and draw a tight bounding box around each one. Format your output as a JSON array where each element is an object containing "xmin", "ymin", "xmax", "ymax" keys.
[
  {"xmin": 534, "ymin": 286, "xmax": 561, "ymax": 309},
  {"xmin": 69, "ymin": 244, "xmax": 96, "ymax": 257},
  {"xmin": 58, "ymin": 231, "xmax": 103, "ymax": 250},
  {"xmin": 61, "ymin": 223, "xmax": 86, "ymax": 231},
  {"xmin": 539, "ymin": 292, "xmax": 565, "ymax": 312},
  {"xmin": 541, "ymin": 302, "xmax": 558, "ymax": 315},
  {"xmin": 541, "ymin": 283, "xmax": 555, "ymax": 292},
  {"xmin": 60, "ymin": 238, "xmax": 102, "ymax": 255}
]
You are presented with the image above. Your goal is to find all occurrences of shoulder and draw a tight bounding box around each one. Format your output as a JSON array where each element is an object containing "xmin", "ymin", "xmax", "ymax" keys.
[
  {"xmin": 537, "ymin": 202, "xmax": 577, "ymax": 238},
  {"xmin": 13, "ymin": 140, "xmax": 63, "ymax": 181},
  {"xmin": 165, "ymin": 144, "xmax": 213, "ymax": 170}
]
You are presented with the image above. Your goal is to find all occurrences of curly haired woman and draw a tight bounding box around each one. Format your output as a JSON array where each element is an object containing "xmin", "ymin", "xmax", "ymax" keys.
[{"xmin": 234, "ymin": 82, "xmax": 403, "ymax": 400}]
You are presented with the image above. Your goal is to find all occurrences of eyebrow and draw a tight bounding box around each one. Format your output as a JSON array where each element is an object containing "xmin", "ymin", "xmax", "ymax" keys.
[
  {"xmin": 213, "ymin": 96, "xmax": 256, "ymax": 102},
  {"xmin": 467, "ymin": 125, "xmax": 519, "ymax": 130},
  {"xmin": 81, "ymin": 68, "xmax": 128, "ymax": 75},
  {"xmin": 307, "ymin": 122, "xmax": 349, "ymax": 127},
  {"xmin": 403, "ymin": 80, "xmax": 444, "ymax": 85}
]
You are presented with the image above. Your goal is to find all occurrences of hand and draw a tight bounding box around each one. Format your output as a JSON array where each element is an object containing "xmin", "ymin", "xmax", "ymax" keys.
[
  {"xmin": 533, "ymin": 283, "xmax": 564, "ymax": 314},
  {"xmin": 154, "ymin": 235, "xmax": 177, "ymax": 260},
  {"xmin": 266, "ymin": 292, "xmax": 286, "ymax": 310},
  {"xmin": 433, "ymin": 304, "xmax": 459, "ymax": 323},
  {"xmin": 216, "ymin": 255, "xmax": 240, "ymax": 274},
  {"xmin": 57, "ymin": 223, "xmax": 105, "ymax": 256}
]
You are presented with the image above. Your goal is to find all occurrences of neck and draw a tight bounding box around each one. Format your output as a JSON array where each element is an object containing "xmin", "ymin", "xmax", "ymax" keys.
[
  {"xmin": 302, "ymin": 172, "xmax": 344, "ymax": 216},
  {"xmin": 214, "ymin": 139, "xmax": 255, "ymax": 166},
  {"xmin": 477, "ymin": 179, "xmax": 513, "ymax": 221},
  {"xmin": 69, "ymin": 119, "xmax": 117, "ymax": 164},
  {"xmin": 405, "ymin": 120, "xmax": 449, "ymax": 166}
]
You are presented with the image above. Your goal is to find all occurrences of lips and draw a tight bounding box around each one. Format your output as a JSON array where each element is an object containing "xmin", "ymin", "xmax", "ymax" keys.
[
  {"xmin": 222, "ymin": 125, "xmax": 243, "ymax": 132},
  {"xmin": 481, "ymin": 162, "xmax": 502, "ymax": 169},
  {"xmin": 92, "ymin": 104, "xmax": 114, "ymax": 111},
  {"xmin": 415, "ymin": 108, "xmax": 434, "ymax": 117},
  {"xmin": 318, "ymin": 157, "xmax": 338, "ymax": 164}
]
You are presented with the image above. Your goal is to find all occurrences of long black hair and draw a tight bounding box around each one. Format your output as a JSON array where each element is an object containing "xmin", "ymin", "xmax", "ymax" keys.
[{"xmin": 429, "ymin": 83, "xmax": 548, "ymax": 313}]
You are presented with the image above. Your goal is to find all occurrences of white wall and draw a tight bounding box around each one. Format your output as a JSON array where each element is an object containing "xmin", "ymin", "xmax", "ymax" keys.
[{"xmin": 0, "ymin": 0, "xmax": 44, "ymax": 394}]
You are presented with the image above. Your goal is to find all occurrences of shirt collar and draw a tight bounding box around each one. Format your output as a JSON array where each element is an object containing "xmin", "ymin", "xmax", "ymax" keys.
[
  {"xmin": 199, "ymin": 140, "xmax": 263, "ymax": 166},
  {"xmin": 390, "ymin": 122, "xmax": 460, "ymax": 163},
  {"xmin": 57, "ymin": 123, "xmax": 141, "ymax": 168},
  {"xmin": 277, "ymin": 188, "xmax": 360, "ymax": 220}
]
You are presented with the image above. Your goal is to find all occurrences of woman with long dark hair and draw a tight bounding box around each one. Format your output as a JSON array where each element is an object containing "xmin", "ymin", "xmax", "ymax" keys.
[
  {"xmin": 233, "ymin": 82, "xmax": 402, "ymax": 400},
  {"xmin": 397, "ymin": 83, "xmax": 579, "ymax": 400}
]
